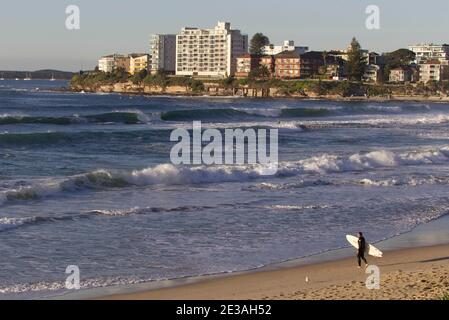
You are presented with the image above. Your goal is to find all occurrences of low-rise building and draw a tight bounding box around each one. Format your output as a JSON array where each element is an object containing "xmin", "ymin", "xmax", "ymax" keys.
[
  {"xmin": 129, "ymin": 54, "xmax": 150, "ymax": 75},
  {"xmin": 299, "ymin": 51, "xmax": 325, "ymax": 79},
  {"xmin": 260, "ymin": 55, "xmax": 275, "ymax": 76},
  {"xmin": 262, "ymin": 40, "xmax": 308, "ymax": 56},
  {"xmin": 325, "ymin": 62, "xmax": 345, "ymax": 80},
  {"xmin": 98, "ymin": 55, "xmax": 117, "ymax": 73},
  {"xmin": 149, "ymin": 34, "xmax": 177, "ymax": 74},
  {"xmin": 327, "ymin": 50, "xmax": 349, "ymax": 62},
  {"xmin": 389, "ymin": 67, "xmax": 413, "ymax": 83},
  {"xmin": 274, "ymin": 51, "xmax": 324, "ymax": 79},
  {"xmin": 409, "ymin": 43, "xmax": 449, "ymax": 64},
  {"xmin": 328, "ymin": 49, "xmax": 382, "ymax": 68},
  {"xmin": 274, "ymin": 51, "xmax": 301, "ymax": 79},
  {"xmin": 419, "ymin": 60, "xmax": 449, "ymax": 83},
  {"xmin": 367, "ymin": 52, "xmax": 384, "ymax": 65},
  {"xmin": 98, "ymin": 53, "xmax": 146, "ymax": 74},
  {"xmin": 235, "ymin": 54, "xmax": 261, "ymax": 78},
  {"xmin": 363, "ymin": 64, "xmax": 382, "ymax": 83},
  {"xmin": 115, "ymin": 56, "xmax": 131, "ymax": 73}
]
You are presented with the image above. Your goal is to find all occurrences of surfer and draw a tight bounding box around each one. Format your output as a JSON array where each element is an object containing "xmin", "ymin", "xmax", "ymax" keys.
[{"xmin": 357, "ymin": 232, "xmax": 368, "ymax": 268}]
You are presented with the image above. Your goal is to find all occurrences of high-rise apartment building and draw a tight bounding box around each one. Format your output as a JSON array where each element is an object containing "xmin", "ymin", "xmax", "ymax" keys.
[
  {"xmin": 176, "ymin": 22, "xmax": 248, "ymax": 78},
  {"xmin": 149, "ymin": 34, "xmax": 177, "ymax": 74}
]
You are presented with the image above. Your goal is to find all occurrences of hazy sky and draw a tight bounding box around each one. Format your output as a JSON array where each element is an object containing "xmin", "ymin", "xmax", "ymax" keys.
[{"xmin": 1, "ymin": 0, "xmax": 449, "ymax": 71}]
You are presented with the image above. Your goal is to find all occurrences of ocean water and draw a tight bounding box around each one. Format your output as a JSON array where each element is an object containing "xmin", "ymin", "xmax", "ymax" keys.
[{"xmin": 1, "ymin": 80, "xmax": 449, "ymax": 299}]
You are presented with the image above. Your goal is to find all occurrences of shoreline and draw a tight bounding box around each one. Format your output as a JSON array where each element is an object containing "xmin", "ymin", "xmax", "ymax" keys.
[
  {"xmin": 103, "ymin": 244, "xmax": 449, "ymax": 300},
  {"xmin": 59, "ymin": 214, "xmax": 449, "ymax": 300},
  {"xmin": 68, "ymin": 88, "xmax": 449, "ymax": 104}
]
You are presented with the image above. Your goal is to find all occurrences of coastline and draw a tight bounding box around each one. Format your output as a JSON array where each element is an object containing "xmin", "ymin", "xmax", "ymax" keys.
[
  {"xmin": 67, "ymin": 87, "xmax": 449, "ymax": 104},
  {"xmin": 67, "ymin": 79, "xmax": 449, "ymax": 104},
  {"xmin": 60, "ymin": 214, "xmax": 449, "ymax": 300}
]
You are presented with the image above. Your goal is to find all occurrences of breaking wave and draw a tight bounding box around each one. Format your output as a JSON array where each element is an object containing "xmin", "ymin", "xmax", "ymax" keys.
[
  {"xmin": 160, "ymin": 107, "xmax": 333, "ymax": 121},
  {"xmin": 0, "ymin": 217, "xmax": 37, "ymax": 232},
  {"xmin": 2, "ymin": 146, "xmax": 449, "ymax": 205},
  {"xmin": 246, "ymin": 174, "xmax": 449, "ymax": 191},
  {"xmin": 300, "ymin": 114, "xmax": 449, "ymax": 129},
  {"xmin": 159, "ymin": 104, "xmax": 438, "ymax": 122}
]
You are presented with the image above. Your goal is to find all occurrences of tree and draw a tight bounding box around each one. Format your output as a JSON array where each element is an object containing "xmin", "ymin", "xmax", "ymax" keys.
[
  {"xmin": 345, "ymin": 37, "xmax": 366, "ymax": 82},
  {"xmin": 221, "ymin": 76, "xmax": 237, "ymax": 88},
  {"xmin": 131, "ymin": 69, "xmax": 148, "ymax": 84},
  {"xmin": 250, "ymin": 33, "xmax": 270, "ymax": 55},
  {"xmin": 384, "ymin": 49, "xmax": 415, "ymax": 66},
  {"xmin": 112, "ymin": 67, "xmax": 130, "ymax": 82},
  {"xmin": 190, "ymin": 80, "xmax": 205, "ymax": 92},
  {"xmin": 143, "ymin": 72, "xmax": 168, "ymax": 88},
  {"xmin": 249, "ymin": 65, "xmax": 271, "ymax": 80},
  {"xmin": 382, "ymin": 49, "xmax": 416, "ymax": 80}
]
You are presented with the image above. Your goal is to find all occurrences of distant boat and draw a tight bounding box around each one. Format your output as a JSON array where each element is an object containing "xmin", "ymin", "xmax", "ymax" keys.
[
  {"xmin": 24, "ymin": 73, "xmax": 31, "ymax": 81},
  {"xmin": 50, "ymin": 74, "xmax": 56, "ymax": 81},
  {"xmin": 15, "ymin": 78, "xmax": 20, "ymax": 81},
  {"xmin": 0, "ymin": 73, "xmax": 4, "ymax": 80}
]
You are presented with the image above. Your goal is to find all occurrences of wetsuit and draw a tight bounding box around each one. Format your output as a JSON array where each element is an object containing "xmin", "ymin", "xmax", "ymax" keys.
[{"xmin": 358, "ymin": 236, "xmax": 368, "ymax": 267}]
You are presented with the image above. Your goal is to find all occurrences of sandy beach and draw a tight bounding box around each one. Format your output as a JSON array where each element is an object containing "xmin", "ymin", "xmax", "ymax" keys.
[{"xmin": 103, "ymin": 244, "xmax": 449, "ymax": 300}]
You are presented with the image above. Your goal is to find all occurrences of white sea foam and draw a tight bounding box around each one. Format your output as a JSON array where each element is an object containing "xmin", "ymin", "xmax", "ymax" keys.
[
  {"xmin": 358, "ymin": 175, "xmax": 449, "ymax": 187},
  {"xmin": 0, "ymin": 217, "xmax": 36, "ymax": 232},
  {"xmin": 161, "ymin": 120, "xmax": 304, "ymax": 130},
  {"xmin": 91, "ymin": 207, "xmax": 140, "ymax": 217},
  {"xmin": 0, "ymin": 276, "xmax": 150, "ymax": 295},
  {"xmin": 303, "ymin": 114, "xmax": 449, "ymax": 128},
  {"xmin": 1, "ymin": 146, "xmax": 449, "ymax": 205},
  {"xmin": 296, "ymin": 147, "xmax": 449, "ymax": 174}
]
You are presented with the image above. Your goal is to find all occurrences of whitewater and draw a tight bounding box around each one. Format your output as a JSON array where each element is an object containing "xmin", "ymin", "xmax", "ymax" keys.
[{"xmin": 1, "ymin": 80, "xmax": 449, "ymax": 299}]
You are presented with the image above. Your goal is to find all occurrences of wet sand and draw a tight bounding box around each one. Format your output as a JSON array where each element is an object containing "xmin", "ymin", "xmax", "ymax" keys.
[{"xmin": 102, "ymin": 243, "xmax": 449, "ymax": 300}]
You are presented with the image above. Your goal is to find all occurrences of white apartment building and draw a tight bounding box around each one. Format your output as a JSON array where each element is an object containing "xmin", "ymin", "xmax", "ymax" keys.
[
  {"xmin": 262, "ymin": 40, "xmax": 308, "ymax": 56},
  {"xmin": 419, "ymin": 61, "xmax": 449, "ymax": 83},
  {"xmin": 409, "ymin": 44, "xmax": 449, "ymax": 64},
  {"xmin": 149, "ymin": 34, "xmax": 177, "ymax": 74},
  {"xmin": 98, "ymin": 55, "xmax": 116, "ymax": 73},
  {"xmin": 176, "ymin": 22, "xmax": 248, "ymax": 78}
]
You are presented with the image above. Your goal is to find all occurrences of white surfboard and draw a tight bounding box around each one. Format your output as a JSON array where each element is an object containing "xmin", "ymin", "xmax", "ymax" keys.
[{"xmin": 346, "ymin": 235, "xmax": 383, "ymax": 258}]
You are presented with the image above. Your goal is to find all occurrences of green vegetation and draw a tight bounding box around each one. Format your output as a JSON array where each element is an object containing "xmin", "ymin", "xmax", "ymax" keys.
[
  {"xmin": 72, "ymin": 70, "xmax": 205, "ymax": 92},
  {"xmin": 249, "ymin": 66, "xmax": 271, "ymax": 80},
  {"xmin": 345, "ymin": 37, "xmax": 367, "ymax": 82},
  {"xmin": 131, "ymin": 69, "xmax": 148, "ymax": 84},
  {"xmin": 70, "ymin": 68, "xmax": 130, "ymax": 88},
  {"xmin": 250, "ymin": 33, "xmax": 270, "ymax": 55},
  {"xmin": 190, "ymin": 79, "xmax": 205, "ymax": 92},
  {"xmin": 143, "ymin": 72, "xmax": 169, "ymax": 88},
  {"xmin": 220, "ymin": 76, "xmax": 238, "ymax": 88},
  {"xmin": 71, "ymin": 71, "xmax": 449, "ymax": 98},
  {"xmin": 382, "ymin": 49, "xmax": 416, "ymax": 79},
  {"xmin": 440, "ymin": 292, "xmax": 449, "ymax": 300}
]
